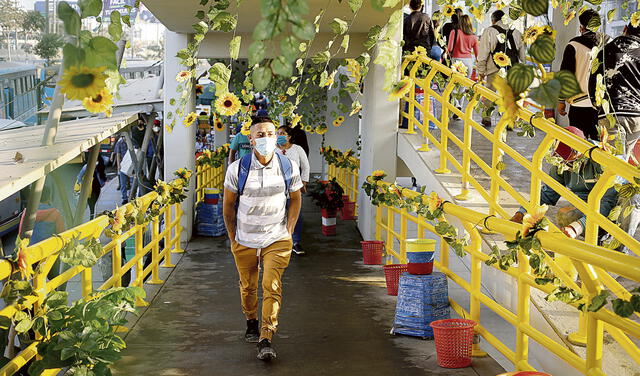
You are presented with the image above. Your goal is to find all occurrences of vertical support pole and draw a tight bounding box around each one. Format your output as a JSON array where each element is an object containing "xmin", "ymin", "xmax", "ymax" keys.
[
  {"xmin": 468, "ymin": 225, "xmax": 488, "ymax": 357},
  {"xmin": 455, "ymin": 95, "xmax": 478, "ymax": 201},
  {"xmin": 81, "ymin": 266, "xmax": 92, "ymax": 299},
  {"xmin": 73, "ymin": 145, "xmax": 101, "ymax": 225},
  {"xmin": 172, "ymin": 203, "xmax": 185, "ymax": 253},
  {"xmin": 162, "ymin": 205, "xmax": 176, "ymax": 268},
  {"xmin": 148, "ymin": 215, "xmax": 164, "ymax": 284},
  {"xmin": 515, "ymin": 240, "xmax": 531, "ymax": 368},
  {"xmin": 435, "ymin": 77, "xmax": 454, "ymax": 174},
  {"xmin": 113, "ymin": 239, "xmax": 123, "ymax": 288},
  {"xmin": 399, "ymin": 207, "xmax": 408, "ymax": 263},
  {"xmin": 134, "ymin": 226, "xmax": 149, "ymax": 307}
]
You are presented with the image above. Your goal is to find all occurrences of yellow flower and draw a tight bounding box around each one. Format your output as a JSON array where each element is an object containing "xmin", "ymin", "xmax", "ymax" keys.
[
  {"xmin": 443, "ymin": 5, "xmax": 454, "ymax": 17},
  {"xmin": 183, "ymin": 112, "xmax": 197, "ymax": 127},
  {"xmin": 195, "ymin": 84, "xmax": 204, "ymax": 96},
  {"xmin": 523, "ymin": 26, "xmax": 541, "ymax": 45},
  {"xmin": 215, "ymin": 92, "xmax": 241, "ymax": 116},
  {"xmin": 291, "ymin": 113, "xmax": 302, "ymax": 128},
  {"xmin": 304, "ymin": 125, "xmax": 313, "ymax": 132},
  {"xmin": 350, "ymin": 104, "xmax": 362, "ymax": 116},
  {"xmin": 346, "ymin": 59, "xmax": 362, "ymax": 84},
  {"xmin": 496, "ymin": 1, "xmax": 505, "ymax": 9},
  {"xmin": 451, "ymin": 60, "xmax": 468, "ymax": 75},
  {"xmin": 469, "ymin": 5, "xmax": 484, "ymax": 21},
  {"xmin": 564, "ymin": 11, "xmax": 576, "ymax": 25},
  {"xmin": 337, "ymin": 116, "xmax": 345, "ymax": 122},
  {"xmin": 371, "ymin": 170, "xmax": 386, "ymax": 181},
  {"xmin": 82, "ymin": 89, "xmax": 113, "ymax": 114},
  {"xmin": 333, "ymin": 119, "xmax": 342, "ymax": 127},
  {"xmin": 112, "ymin": 206, "xmax": 127, "ymax": 232},
  {"xmin": 315, "ymin": 125, "xmax": 328, "ymax": 135},
  {"xmin": 427, "ymin": 192, "xmax": 443, "ymax": 213},
  {"xmin": 412, "ymin": 46, "xmax": 427, "ymax": 56},
  {"xmin": 176, "ymin": 70, "xmax": 192, "ymax": 83},
  {"xmin": 493, "ymin": 52, "xmax": 511, "ymax": 67},
  {"xmin": 388, "ymin": 77, "xmax": 413, "ymax": 101},
  {"xmin": 493, "ymin": 76, "xmax": 519, "ymax": 127},
  {"xmin": 632, "ymin": 12, "xmax": 640, "ymax": 28},
  {"xmin": 58, "ymin": 65, "xmax": 107, "ymax": 101},
  {"xmin": 521, "ymin": 204, "xmax": 549, "ymax": 236},
  {"xmin": 540, "ymin": 25, "xmax": 557, "ymax": 39},
  {"xmin": 214, "ymin": 119, "xmax": 225, "ymax": 131},
  {"xmin": 241, "ymin": 121, "xmax": 251, "ymax": 135}
]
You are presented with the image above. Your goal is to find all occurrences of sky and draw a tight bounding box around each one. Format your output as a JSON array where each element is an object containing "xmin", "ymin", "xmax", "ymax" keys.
[{"xmin": 17, "ymin": 0, "xmax": 37, "ymax": 11}]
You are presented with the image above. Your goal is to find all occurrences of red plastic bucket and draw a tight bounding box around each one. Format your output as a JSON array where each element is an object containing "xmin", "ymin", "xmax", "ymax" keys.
[
  {"xmin": 341, "ymin": 201, "xmax": 356, "ymax": 220},
  {"xmin": 322, "ymin": 225, "xmax": 336, "ymax": 236},
  {"xmin": 383, "ymin": 264, "xmax": 407, "ymax": 295},
  {"xmin": 321, "ymin": 209, "xmax": 337, "ymax": 218},
  {"xmin": 361, "ymin": 241, "xmax": 384, "ymax": 265},
  {"xmin": 407, "ymin": 262, "xmax": 433, "ymax": 275},
  {"xmin": 430, "ymin": 319, "xmax": 477, "ymax": 368}
]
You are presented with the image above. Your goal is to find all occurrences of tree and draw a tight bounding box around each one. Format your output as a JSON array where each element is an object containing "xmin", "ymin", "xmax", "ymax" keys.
[
  {"xmin": 0, "ymin": 0, "xmax": 25, "ymax": 60},
  {"xmin": 22, "ymin": 11, "xmax": 45, "ymax": 34},
  {"xmin": 34, "ymin": 33, "xmax": 63, "ymax": 64}
]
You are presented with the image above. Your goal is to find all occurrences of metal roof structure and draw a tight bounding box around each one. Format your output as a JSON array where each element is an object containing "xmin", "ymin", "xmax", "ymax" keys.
[{"xmin": 0, "ymin": 112, "xmax": 137, "ymax": 201}]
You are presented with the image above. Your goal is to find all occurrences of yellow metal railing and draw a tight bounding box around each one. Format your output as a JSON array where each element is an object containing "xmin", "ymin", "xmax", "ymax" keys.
[
  {"xmin": 0, "ymin": 187, "xmax": 185, "ymax": 375},
  {"xmin": 326, "ymin": 155, "xmax": 359, "ymax": 212},
  {"xmin": 195, "ymin": 163, "xmax": 225, "ymax": 203},
  {"xmin": 401, "ymin": 55, "xmax": 640, "ymax": 256},
  {"xmin": 372, "ymin": 181, "xmax": 640, "ymax": 376}
]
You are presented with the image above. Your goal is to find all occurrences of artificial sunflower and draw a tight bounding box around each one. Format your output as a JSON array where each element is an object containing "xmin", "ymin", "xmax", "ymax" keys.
[
  {"xmin": 521, "ymin": 204, "xmax": 549, "ymax": 236},
  {"xmin": 427, "ymin": 192, "xmax": 443, "ymax": 213},
  {"xmin": 82, "ymin": 89, "xmax": 113, "ymax": 114},
  {"xmin": 183, "ymin": 112, "xmax": 197, "ymax": 127},
  {"xmin": 388, "ymin": 77, "xmax": 413, "ymax": 101},
  {"xmin": 315, "ymin": 125, "xmax": 328, "ymax": 135},
  {"xmin": 291, "ymin": 113, "xmax": 302, "ymax": 128},
  {"xmin": 215, "ymin": 92, "xmax": 241, "ymax": 116},
  {"xmin": 493, "ymin": 52, "xmax": 511, "ymax": 67},
  {"xmin": 564, "ymin": 11, "xmax": 576, "ymax": 25},
  {"xmin": 333, "ymin": 119, "xmax": 342, "ymax": 127},
  {"xmin": 240, "ymin": 121, "xmax": 251, "ymax": 135},
  {"xmin": 632, "ymin": 11, "xmax": 640, "ymax": 28},
  {"xmin": 304, "ymin": 125, "xmax": 313, "ymax": 132},
  {"xmin": 469, "ymin": 5, "xmax": 484, "ymax": 21},
  {"xmin": 214, "ymin": 119, "xmax": 225, "ymax": 131},
  {"xmin": 523, "ymin": 26, "xmax": 540, "ymax": 45},
  {"xmin": 58, "ymin": 65, "xmax": 107, "ymax": 101},
  {"xmin": 176, "ymin": 70, "xmax": 192, "ymax": 82},
  {"xmin": 195, "ymin": 84, "xmax": 204, "ymax": 96},
  {"xmin": 412, "ymin": 46, "xmax": 427, "ymax": 56},
  {"xmin": 443, "ymin": 4, "xmax": 454, "ymax": 17},
  {"xmin": 337, "ymin": 116, "xmax": 345, "ymax": 122},
  {"xmin": 371, "ymin": 170, "xmax": 387, "ymax": 180},
  {"xmin": 493, "ymin": 76, "xmax": 520, "ymax": 127},
  {"xmin": 451, "ymin": 61, "xmax": 468, "ymax": 76}
]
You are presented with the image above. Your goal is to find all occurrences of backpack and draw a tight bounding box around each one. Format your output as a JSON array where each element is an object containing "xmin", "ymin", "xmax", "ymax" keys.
[
  {"xmin": 490, "ymin": 25, "xmax": 520, "ymax": 67},
  {"xmin": 237, "ymin": 153, "xmax": 293, "ymax": 198}
]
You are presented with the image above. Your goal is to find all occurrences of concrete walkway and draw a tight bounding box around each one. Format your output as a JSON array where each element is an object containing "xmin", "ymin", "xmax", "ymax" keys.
[{"xmin": 112, "ymin": 200, "xmax": 505, "ymax": 375}]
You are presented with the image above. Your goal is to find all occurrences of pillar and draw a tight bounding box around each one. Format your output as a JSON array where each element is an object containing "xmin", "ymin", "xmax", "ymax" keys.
[
  {"xmin": 164, "ymin": 30, "xmax": 196, "ymax": 241},
  {"xmin": 357, "ymin": 45, "xmax": 400, "ymax": 240}
]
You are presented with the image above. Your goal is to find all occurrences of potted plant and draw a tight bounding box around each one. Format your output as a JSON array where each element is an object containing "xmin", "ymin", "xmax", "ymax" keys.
[{"xmin": 308, "ymin": 179, "xmax": 345, "ymax": 235}]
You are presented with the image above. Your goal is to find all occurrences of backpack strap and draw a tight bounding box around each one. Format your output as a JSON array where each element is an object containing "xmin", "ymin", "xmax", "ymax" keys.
[
  {"xmin": 506, "ymin": 29, "xmax": 519, "ymax": 63},
  {"xmin": 237, "ymin": 153, "xmax": 253, "ymax": 196},
  {"xmin": 490, "ymin": 25, "xmax": 507, "ymax": 54},
  {"xmin": 275, "ymin": 152, "xmax": 293, "ymax": 196}
]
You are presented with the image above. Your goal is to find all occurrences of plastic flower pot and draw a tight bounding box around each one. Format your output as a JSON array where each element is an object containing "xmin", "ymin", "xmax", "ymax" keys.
[
  {"xmin": 406, "ymin": 239, "xmax": 436, "ymax": 275},
  {"xmin": 430, "ymin": 319, "xmax": 477, "ymax": 368}
]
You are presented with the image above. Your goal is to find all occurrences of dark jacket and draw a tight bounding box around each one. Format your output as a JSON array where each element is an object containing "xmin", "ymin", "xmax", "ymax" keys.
[
  {"xmin": 403, "ymin": 11, "xmax": 434, "ymax": 54},
  {"xmin": 589, "ymin": 34, "xmax": 640, "ymax": 118}
]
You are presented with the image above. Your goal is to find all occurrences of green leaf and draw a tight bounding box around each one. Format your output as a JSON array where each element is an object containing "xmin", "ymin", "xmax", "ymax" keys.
[
  {"xmin": 211, "ymin": 11, "xmax": 237, "ymax": 32},
  {"xmin": 281, "ymin": 36, "xmax": 299, "ymax": 62},
  {"xmin": 78, "ymin": 0, "xmax": 103, "ymax": 18},
  {"xmin": 108, "ymin": 21, "xmax": 123, "ymax": 41},
  {"xmin": 14, "ymin": 318, "xmax": 32, "ymax": 333},
  {"xmin": 63, "ymin": 43, "xmax": 86, "ymax": 68},
  {"xmin": 271, "ymin": 56, "xmax": 293, "ymax": 77},
  {"xmin": 229, "ymin": 36, "xmax": 241, "ymax": 60},
  {"xmin": 195, "ymin": 10, "xmax": 205, "ymax": 19},
  {"xmin": 85, "ymin": 36, "xmax": 118, "ymax": 69},
  {"xmin": 607, "ymin": 9, "xmax": 616, "ymax": 22},
  {"xmin": 58, "ymin": 2, "xmax": 81, "ymax": 36},
  {"xmin": 253, "ymin": 19, "xmax": 273, "ymax": 40},
  {"xmin": 209, "ymin": 63, "xmax": 231, "ymax": 94},
  {"xmin": 341, "ymin": 35, "xmax": 350, "ymax": 53},
  {"xmin": 330, "ymin": 18, "xmax": 349, "ymax": 35},
  {"xmin": 311, "ymin": 51, "xmax": 330, "ymax": 64},
  {"xmin": 612, "ymin": 298, "xmax": 635, "ymax": 317},
  {"xmin": 122, "ymin": 14, "xmax": 131, "ymax": 26},
  {"xmin": 252, "ymin": 66, "xmax": 272, "ymax": 91},
  {"xmin": 529, "ymin": 79, "xmax": 561, "ymax": 108},
  {"xmin": 61, "ymin": 347, "xmax": 76, "ymax": 361},
  {"xmin": 248, "ymin": 41, "xmax": 266, "ymax": 66},
  {"xmin": 348, "ymin": 0, "xmax": 363, "ymax": 12},
  {"xmin": 292, "ymin": 19, "xmax": 315, "ymax": 40},
  {"xmin": 587, "ymin": 290, "xmax": 610, "ymax": 312}
]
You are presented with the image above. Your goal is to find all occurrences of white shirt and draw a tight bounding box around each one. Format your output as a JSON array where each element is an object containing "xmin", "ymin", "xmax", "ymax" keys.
[
  {"xmin": 224, "ymin": 153, "xmax": 303, "ymax": 248},
  {"xmin": 276, "ymin": 144, "xmax": 310, "ymax": 182}
]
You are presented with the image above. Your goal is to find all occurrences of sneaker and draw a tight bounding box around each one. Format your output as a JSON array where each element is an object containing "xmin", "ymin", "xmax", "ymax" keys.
[
  {"xmin": 292, "ymin": 243, "xmax": 306, "ymax": 256},
  {"xmin": 245, "ymin": 319, "xmax": 259, "ymax": 343},
  {"xmin": 257, "ymin": 339, "xmax": 277, "ymax": 361}
]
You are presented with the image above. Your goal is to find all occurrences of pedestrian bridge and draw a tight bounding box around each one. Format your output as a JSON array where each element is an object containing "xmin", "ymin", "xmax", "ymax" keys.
[{"xmin": 1, "ymin": 57, "xmax": 639, "ymax": 376}]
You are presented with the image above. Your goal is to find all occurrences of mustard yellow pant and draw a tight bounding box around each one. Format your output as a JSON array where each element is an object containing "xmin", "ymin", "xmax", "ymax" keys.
[{"xmin": 231, "ymin": 238, "xmax": 292, "ymax": 341}]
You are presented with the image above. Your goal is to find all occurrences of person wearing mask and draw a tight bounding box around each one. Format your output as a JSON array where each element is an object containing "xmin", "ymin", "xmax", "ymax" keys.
[
  {"xmin": 229, "ymin": 123, "xmax": 252, "ymax": 163},
  {"xmin": 477, "ymin": 10, "xmax": 526, "ymax": 126},
  {"xmin": 403, "ymin": 0, "xmax": 434, "ymax": 56},
  {"xmin": 132, "ymin": 117, "xmax": 146, "ymax": 148},
  {"xmin": 223, "ymin": 116, "xmax": 303, "ymax": 361},
  {"xmin": 276, "ymin": 126, "xmax": 310, "ymax": 255},
  {"xmin": 558, "ymin": 9, "xmax": 604, "ymax": 141},
  {"xmin": 447, "ymin": 14, "xmax": 478, "ymax": 77},
  {"xmin": 589, "ymin": 21, "xmax": 640, "ymax": 158},
  {"xmin": 75, "ymin": 155, "xmax": 107, "ymax": 219},
  {"xmin": 119, "ymin": 148, "xmax": 137, "ymax": 205}
]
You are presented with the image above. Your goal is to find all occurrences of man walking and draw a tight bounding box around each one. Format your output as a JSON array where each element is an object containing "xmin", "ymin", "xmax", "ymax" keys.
[
  {"xmin": 558, "ymin": 9, "xmax": 604, "ymax": 140},
  {"xmin": 222, "ymin": 116, "xmax": 303, "ymax": 361},
  {"xmin": 476, "ymin": 10, "xmax": 526, "ymax": 126},
  {"xmin": 403, "ymin": 0, "xmax": 434, "ymax": 56}
]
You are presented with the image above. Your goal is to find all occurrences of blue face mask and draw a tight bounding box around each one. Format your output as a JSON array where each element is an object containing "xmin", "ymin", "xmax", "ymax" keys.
[
  {"xmin": 254, "ymin": 137, "xmax": 277, "ymax": 156},
  {"xmin": 277, "ymin": 135, "xmax": 288, "ymax": 146}
]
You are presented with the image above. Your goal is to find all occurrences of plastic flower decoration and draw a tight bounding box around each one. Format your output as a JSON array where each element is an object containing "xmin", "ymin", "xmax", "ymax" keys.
[
  {"xmin": 332, "ymin": 119, "xmax": 342, "ymax": 127},
  {"xmin": 176, "ymin": 70, "xmax": 192, "ymax": 83},
  {"xmin": 59, "ymin": 66, "xmax": 107, "ymax": 100},
  {"xmin": 175, "ymin": 168, "xmax": 193, "ymax": 180},
  {"xmin": 443, "ymin": 5, "xmax": 454, "ymax": 17},
  {"xmin": 493, "ymin": 52, "xmax": 511, "ymax": 67},
  {"xmin": 215, "ymin": 92, "xmax": 241, "ymax": 116},
  {"xmin": 350, "ymin": 103, "xmax": 362, "ymax": 116},
  {"xmin": 183, "ymin": 112, "xmax": 197, "ymax": 127},
  {"xmin": 493, "ymin": 76, "xmax": 519, "ymax": 127},
  {"xmin": 291, "ymin": 113, "xmax": 302, "ymax": 128},
  {"xmin": 632, "ymin": 12, "xmax": 640, "ymax": 28},
  {"xmin": 427, "ymin": 192, "xmax": 443, "ymax": 213},
  {"xmin": 388, "ymin": 77, "xmax": 413, "ymax": 101},
  {"xmin": 451, "ymin": 60, "xmax": 468, "ymax": 76},
  {"xmin": 469, "ymin": 5, "xmax": 484, "ymax": 21},
  {"xmin": 523, "ymin": 26, "xmax": 541, "ymax": 45},
  {"xmin": 412, "ymin": 46, "xmax": 427, "ymax": 56},
  {"xmin": 521, "ymin": 204, "xmax": 549, "ymax": 236},
  {"xmin": 371, "ymin": 170, "xmax": 387, "ymax": 180},
  {"xmin": 564, "ymin": 11, "xmax": 576, "ymax": 25},
  {"xmin": 111, "ymin": 206, "xmax": 127, "ymax": 233},
  {"xmin": 346, "ymin": 59, "xmax": 362, "ymax": 83},
  {"xmin": 337, "ymin": 116, "xmax": 345, "ymax": 123},
  {"xmin": 82, "ymin": 89, "xmax": 113, "ymax": 114},
  {"xmin": 315, "ymin": 124, "xmax": 328, "ymax": 135},
  {"xmin": 15, "ymin": 237, "xmax": 33, "ymax": 279},
  {"xmin": 240, "ymin": 121, "xmax": 251, "ymax": 135},
  {"xmin": 304, "ymin": 125, "xmax": 313, "ymax": 132},
  {"xmin": 214, "ymin": 118, "xmax": 225, "ymax": 131},
  {"xmin": 195, "ymin": 84, "xmax": 204, "ymax": 96}
]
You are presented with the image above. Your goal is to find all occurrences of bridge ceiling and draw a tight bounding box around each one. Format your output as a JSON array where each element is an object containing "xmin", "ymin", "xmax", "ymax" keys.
[{"xmin": 142, "ymin": 0, "xmax": 396, "ymax": 34}]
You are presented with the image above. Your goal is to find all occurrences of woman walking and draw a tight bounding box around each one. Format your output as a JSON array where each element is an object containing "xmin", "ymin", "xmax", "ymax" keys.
[
  {"xmin": 276, "ymin": 126, "xmax": 310, "ymax": 255},
  {"xmin": 447, "ymin": 14, "xmax": 478, "ymax": 77}
]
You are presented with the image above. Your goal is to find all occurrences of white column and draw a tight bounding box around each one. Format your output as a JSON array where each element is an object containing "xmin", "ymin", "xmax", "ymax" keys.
[
  {"xmin": 214, "ymin": 125, "xmax": 229, "ymax": 148},
  {"xmin": 357, "ymin": 47, "xmax": 400, "ymax": 240},
  {"xmin": 164, "ymin": 30, "xmax": 196, "ymax": 240}
]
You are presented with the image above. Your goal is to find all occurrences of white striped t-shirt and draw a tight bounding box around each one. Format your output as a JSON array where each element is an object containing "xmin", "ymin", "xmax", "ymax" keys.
[{"xmin": 224, "ymin": 153, "xmax": 303, "ymax": 248}]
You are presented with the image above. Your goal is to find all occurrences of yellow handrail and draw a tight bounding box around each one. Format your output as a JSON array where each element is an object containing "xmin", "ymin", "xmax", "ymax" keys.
[
  {"xmin": 0, "ymin": 181, "xmax": 188, "ymax": 375},
  {"xmin": 324, "ymin": 151, "xmax": 360, "ymax": 214},
  {"xmin": 371, "ymin": 180, "xmax": 640, "ymax": 376}
]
